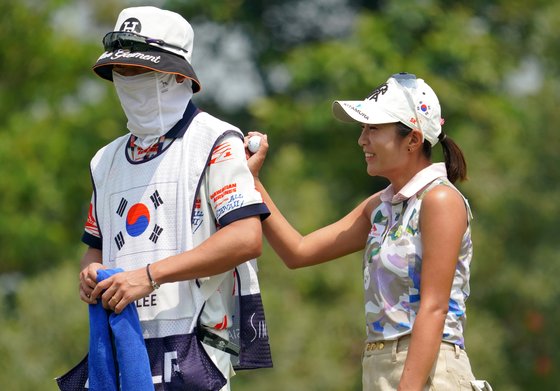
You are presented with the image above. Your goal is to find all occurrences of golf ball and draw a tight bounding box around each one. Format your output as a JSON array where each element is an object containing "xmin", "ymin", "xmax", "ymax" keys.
[{"xmin": 247, "ymin": 136, "xmax": 261, "ymax": 153}]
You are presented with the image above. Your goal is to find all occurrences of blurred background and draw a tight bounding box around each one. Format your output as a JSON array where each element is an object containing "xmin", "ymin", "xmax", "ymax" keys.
[{"xmin": 1, "ymin": 0, "xmax": 559, "ymax": 389}]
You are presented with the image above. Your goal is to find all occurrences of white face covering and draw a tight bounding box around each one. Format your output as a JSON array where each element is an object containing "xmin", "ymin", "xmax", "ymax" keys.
[{"xmin": 112, "ymin": 71, "xmax": 193, "ymax": 148}]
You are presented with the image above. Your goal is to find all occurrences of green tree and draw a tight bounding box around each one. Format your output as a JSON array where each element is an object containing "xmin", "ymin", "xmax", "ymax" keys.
[
  {"xmin": 0, "ymin": 0, "xmax": 127, "ymax": 276},
  {"xmin": 2, "ymin": 1, "xmax": 560, "ymax": 390}
]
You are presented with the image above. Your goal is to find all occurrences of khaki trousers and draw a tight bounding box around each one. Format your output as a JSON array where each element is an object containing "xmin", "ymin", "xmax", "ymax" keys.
[{"xmin": 362, "ymin": 336, "xmax": 475, "ymax": 390}]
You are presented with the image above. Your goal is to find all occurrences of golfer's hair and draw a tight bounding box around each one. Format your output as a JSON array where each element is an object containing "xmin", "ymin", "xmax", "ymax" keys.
[{"xmin": 395, "ymin": 122, "xmax": 467, "ymax": 183}]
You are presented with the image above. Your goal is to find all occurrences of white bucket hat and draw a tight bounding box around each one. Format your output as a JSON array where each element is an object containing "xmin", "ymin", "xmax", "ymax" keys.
[
  {"xmin": 332, "ymin": 73, "xmax": 442, "ymax": 146},
  {"xmin": 93, "ymin": 6, "xmax": 201, "ymax": 92}
]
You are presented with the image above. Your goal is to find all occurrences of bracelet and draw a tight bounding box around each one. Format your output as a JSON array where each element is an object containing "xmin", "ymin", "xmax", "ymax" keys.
[{"xmin": 146, "ymin": 263, "xmax": 160, "ymax": 290}]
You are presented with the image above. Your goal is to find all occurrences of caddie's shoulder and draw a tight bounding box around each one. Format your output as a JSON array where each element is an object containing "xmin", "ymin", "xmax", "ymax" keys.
[
  {"xmin": 90, "ymin": 135, "xmax": 129, "ymax": 169},
  {"xmin": 193, "ymin": 111, "xmax": 242, "ymax": 137}
]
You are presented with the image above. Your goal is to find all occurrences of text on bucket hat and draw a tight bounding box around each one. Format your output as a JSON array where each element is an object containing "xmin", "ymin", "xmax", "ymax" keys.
[
  {"xmin": 93, "ymin": 6, "xmax": 201, "ymax": 93},
  {"xmin": 332, "ymin": 73, "xmax": 442, "ymax": 146}
]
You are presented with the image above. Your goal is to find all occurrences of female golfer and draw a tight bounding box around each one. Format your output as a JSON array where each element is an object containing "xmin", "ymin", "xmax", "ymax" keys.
[{"xmin": 247, "ymin": 73, "xmax": 481, "ymax": 390}]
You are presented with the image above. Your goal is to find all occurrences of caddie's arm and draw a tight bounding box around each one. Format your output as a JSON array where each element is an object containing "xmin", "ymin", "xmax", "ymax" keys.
[
  {"xmin": 78, "ymin": 247, "xmax": 106, "ymax": 304},
  {"xmin": 153, "ymin": 215, "xmax": 262, "ymax": 282},
  {"xmin": 89, "ymin": 215, "xmax": 262, "ymax": 313}
]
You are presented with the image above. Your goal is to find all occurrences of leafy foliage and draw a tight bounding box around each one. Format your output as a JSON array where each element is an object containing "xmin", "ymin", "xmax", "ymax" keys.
[{"xmin": 1, "ymin": 0, "xmax": 559, "ymax": 390}]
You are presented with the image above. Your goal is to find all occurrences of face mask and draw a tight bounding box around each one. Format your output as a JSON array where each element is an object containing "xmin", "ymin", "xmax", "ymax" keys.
[{"xmin": 112, "ymin": 71, "xmax": 193, "ymax": 148}]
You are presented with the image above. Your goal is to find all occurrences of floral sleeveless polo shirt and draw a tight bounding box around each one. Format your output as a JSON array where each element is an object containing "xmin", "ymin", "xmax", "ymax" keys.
[{"xmin": 363, "ymin": 163, "xmax": 473, "ymax": 348}]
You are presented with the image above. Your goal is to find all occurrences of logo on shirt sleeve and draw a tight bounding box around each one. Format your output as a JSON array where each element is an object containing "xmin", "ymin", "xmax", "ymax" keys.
[
  {"xmin": 192, "ymin": 198, "xmax": 204, "ymax": 233},
  {"xmin": 209, "ymin": 142, "xmax": 235, "ymax": 165},
  {"xmin": 85, "ymin": 203, "xmax": 100, "ymax": 237},
  {"xmin": 210, "ymin": 183, "xmax": 237, "ymax": 207}
]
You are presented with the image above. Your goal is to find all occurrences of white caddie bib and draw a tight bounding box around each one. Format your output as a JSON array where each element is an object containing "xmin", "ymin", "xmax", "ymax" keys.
[{"xmin": 90, "ymin": 112, "xmax": 242, "ymax": 336}]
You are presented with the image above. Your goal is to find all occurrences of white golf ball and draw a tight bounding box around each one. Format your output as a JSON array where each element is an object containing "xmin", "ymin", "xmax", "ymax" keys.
[{"xmin": 247, "ymin": 135, "xmax": 261, "ymax": 153}]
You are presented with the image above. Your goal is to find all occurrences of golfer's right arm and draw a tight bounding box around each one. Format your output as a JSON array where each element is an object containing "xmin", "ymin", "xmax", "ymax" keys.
[{"xmin": 246, "ymin": 132, "xmax": 371, "ymax": 269}]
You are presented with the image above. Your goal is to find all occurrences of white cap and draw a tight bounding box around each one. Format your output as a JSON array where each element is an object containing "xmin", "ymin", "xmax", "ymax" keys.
[
  {"xmin": 332, "ymin": 73, "xmax": 442, "ymax": 146},
  {"xmin": 113, "ymin": 6, "xmax": 194, "ymax": 63},
  {"xmin": 93, "ymin": 6, "xmax": 201, "ymax": 92}
]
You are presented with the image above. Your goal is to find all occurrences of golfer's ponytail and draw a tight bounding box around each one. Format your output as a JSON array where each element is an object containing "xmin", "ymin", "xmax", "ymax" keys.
[
  {"xmin": 396, "ymin": 123, "xmax": 467, "ymax": 184},
  {"xmin": 438, "ymin": 132, "xmax": 467, "ymax": 183}
]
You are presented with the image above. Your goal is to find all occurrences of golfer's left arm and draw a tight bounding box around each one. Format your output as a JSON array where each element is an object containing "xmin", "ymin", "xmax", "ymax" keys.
[{"xmin": 398, "ymin": 186, "xmax": 468, "ymax": 390}]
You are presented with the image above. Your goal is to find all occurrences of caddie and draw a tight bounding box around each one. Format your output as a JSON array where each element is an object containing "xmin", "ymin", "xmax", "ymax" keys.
[{"xmin": 58, "ymin": 6, "xmax": 272, "ymax": 391}]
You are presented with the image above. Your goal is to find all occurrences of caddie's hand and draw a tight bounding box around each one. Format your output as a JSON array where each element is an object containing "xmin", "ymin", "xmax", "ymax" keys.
[
  {"xmin": 79, "ymin": 262, "xmax": 106, "ymax": 304},
  {"xmin": 90, "ymin": 268, "xmax": 153, "ymax": 314},
  {"xmin": 244, "ymin": 131, "xmax": 269, "ymax": 179}
]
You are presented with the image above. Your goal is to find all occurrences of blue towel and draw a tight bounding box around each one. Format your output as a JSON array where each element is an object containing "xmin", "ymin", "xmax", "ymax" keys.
[
  {"xmin": 88, "ymin": 268, "xmax": 154, "ymax": 391},
  {"xmin": 57, "ymin": 263, "xmax": 272, "ymax": 390}
]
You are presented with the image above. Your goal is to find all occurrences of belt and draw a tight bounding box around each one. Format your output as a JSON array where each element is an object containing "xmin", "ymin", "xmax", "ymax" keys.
[
  {"xmin": 365, "ymin": 335, "xmax": 460, "ymax": 354},
  {"xmin": 365, "ymin": 341, "xmax": 388, "ymax": 352}
]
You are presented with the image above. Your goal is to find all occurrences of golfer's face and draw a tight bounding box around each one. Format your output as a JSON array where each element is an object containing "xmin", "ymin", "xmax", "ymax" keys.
[{"xmin": 358, "ymin": 123, "xmax": 407, "ymax": 178}]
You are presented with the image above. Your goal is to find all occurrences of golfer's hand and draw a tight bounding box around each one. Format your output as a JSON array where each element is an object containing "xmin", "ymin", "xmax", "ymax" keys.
[
  {"xmin": 79, "ymin": 262, "xmax": 106, "ymax": 304},
  {"xmin": 90, "ymin": 268, "xmax": 153, "ymax": 314},
  {"xmin": 244, "ymin": 131, "xmax": 269, "ymax": 178}
]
